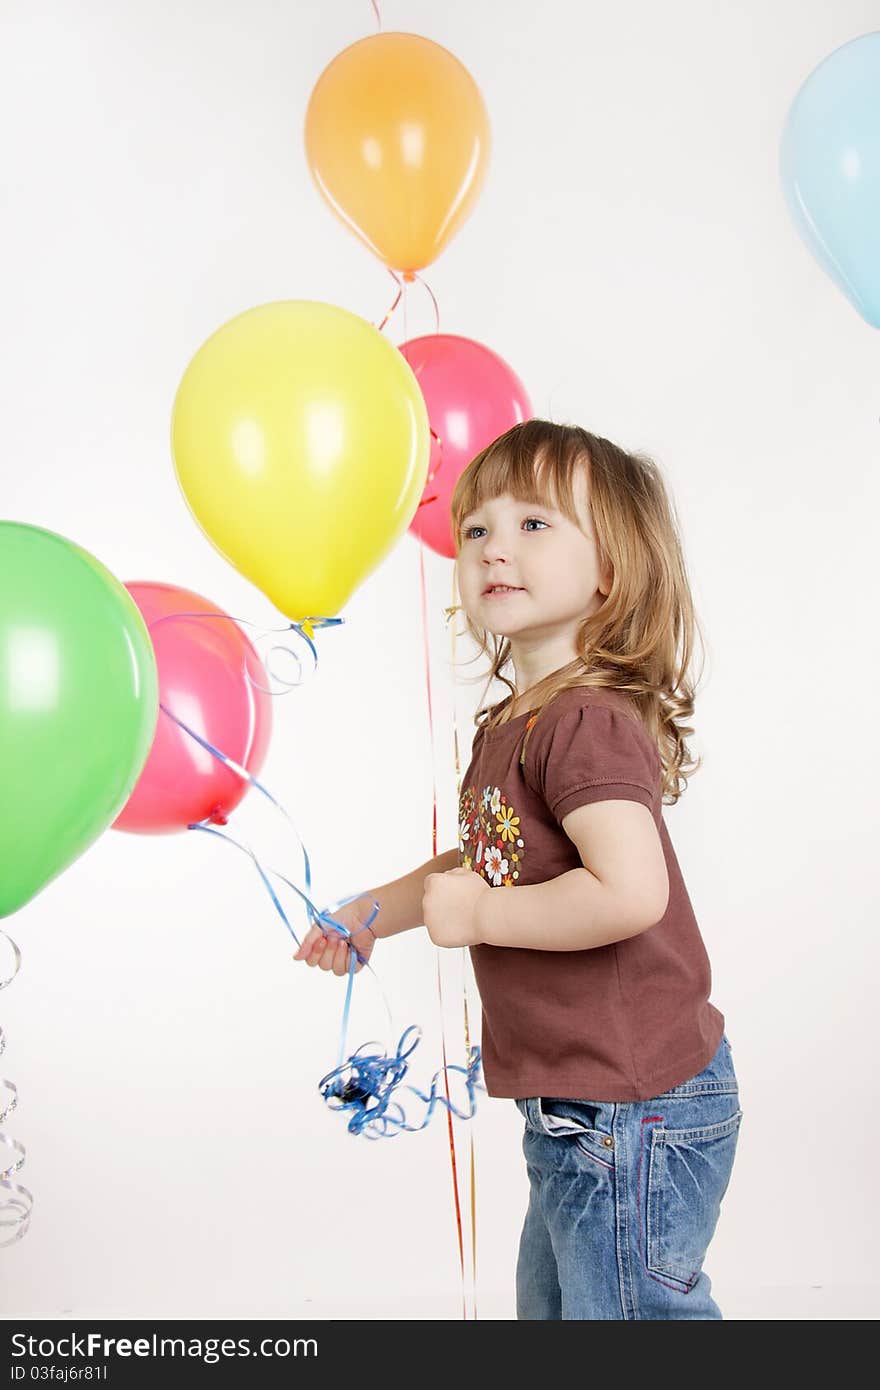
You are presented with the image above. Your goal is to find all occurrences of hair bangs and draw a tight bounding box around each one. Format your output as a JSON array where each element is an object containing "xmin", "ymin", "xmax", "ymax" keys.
[{"xmin": 451, "ymin": 420, "xmax": 592, "ymax": 550}]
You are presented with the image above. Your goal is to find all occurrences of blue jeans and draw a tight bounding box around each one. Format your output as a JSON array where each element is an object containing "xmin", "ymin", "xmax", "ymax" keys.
[{"xmin": 514, "ymin": 1033, "xmax": 742, "ymax": 1319}]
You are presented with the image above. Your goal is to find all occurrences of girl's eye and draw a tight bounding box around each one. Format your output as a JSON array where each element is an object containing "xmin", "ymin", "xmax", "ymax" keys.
[{"xmin": 463, "ymin": 517, "xmax": 548, "ymax": 539}]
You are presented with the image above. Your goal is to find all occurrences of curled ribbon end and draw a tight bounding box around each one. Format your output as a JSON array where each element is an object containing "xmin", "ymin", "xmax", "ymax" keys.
[{"xmin": 318, "ymin": 1030, "xmax": 483, "ymax": 1138}]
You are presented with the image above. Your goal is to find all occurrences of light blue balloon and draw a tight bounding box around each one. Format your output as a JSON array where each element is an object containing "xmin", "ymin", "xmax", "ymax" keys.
[{"xmin": 780, "ymin": 31, "xmax": 880, "ymax": 328}]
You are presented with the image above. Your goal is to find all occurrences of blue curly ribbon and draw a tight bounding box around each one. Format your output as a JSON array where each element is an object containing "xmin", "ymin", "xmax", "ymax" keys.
[
  {"xmin": 146, "ymin": 610, "xmax": 483, "ymax": 1137},
  {"xmin": 319, "ymin": 1025, "xmax": 483, "ymax": 1140}
]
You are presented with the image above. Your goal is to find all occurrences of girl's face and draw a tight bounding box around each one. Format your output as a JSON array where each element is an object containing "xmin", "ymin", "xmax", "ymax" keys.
[{"xmin": 455, "ymin": 473, "xmax": 610, "ymax": 643}]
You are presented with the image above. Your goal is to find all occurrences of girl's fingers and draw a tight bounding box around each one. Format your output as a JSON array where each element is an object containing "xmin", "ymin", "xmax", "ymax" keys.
[
  {"xmin": 331, "ymin": 940, "xmax": 350, "ymax": 977},
  {"xmin": 307, "ymin": 937, "xmax": 326, "ymax": 966},
  {"xmin": 334, "ymin": 936, "xmax": 354, "ymax": 976},
  {"xmin": 293, "ymin": 927, "xmax": 318, "ymax": 960},
  {"xmin": 307, "ymin": 932, "xmax": 331, "ymax": 966},
  {"xmin": 298, "ymin": 923, "xmax": 327, "ymax": 959},
  {"xmin": 320, "ymin": 932, "xmax": 346, "ymax": 971},
  {"xmin": 293, "ymin": 925, "xmax": 368, "ymax": 974}
]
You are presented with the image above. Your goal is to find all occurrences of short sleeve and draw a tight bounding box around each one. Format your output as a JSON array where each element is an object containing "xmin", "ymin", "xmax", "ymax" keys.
[{"xmin": 523, "ymin": 701, "xmax": 660, "ymax": 825}]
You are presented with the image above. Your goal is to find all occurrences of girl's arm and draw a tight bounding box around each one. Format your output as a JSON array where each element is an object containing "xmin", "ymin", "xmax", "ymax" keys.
[
  {"xmin": 294, "ymin": 847, "xmax": 460, "ymax": 969},
  {"xmin": 367, "ymin": 846, "xmax": 460, "ymax": 938}
]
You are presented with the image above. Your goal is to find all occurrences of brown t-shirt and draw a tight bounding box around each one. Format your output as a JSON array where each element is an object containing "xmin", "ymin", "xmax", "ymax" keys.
[{"xmin": 458, "ymin": 684, "xmax": 724, "ymax": 1101}]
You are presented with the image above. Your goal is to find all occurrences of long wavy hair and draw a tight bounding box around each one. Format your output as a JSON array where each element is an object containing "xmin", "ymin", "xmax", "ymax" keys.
[{"xmin": 447, "ymin": 419, "xmax": 708, "ymax": 805}]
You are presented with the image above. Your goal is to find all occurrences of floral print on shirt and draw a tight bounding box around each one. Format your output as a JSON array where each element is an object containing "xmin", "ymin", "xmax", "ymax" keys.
[{"xmin": 458, "ymin": 782, "xmax": 525, "ymax": 887}]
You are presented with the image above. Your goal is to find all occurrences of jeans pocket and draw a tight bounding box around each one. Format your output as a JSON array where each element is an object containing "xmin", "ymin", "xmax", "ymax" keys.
[
  {"xmin": 645, "ymin": 1106, "xmax": 743, "ymax": 1288},
  {"xmin": 539, "ymin": 1098, "xmax": 616, "ymax": 1172}
]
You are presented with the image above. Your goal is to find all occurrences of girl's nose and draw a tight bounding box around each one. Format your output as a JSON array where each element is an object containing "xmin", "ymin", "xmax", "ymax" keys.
[{"xmin": 480, "ymin": 536, "xmax": 514, "ymax": 562}]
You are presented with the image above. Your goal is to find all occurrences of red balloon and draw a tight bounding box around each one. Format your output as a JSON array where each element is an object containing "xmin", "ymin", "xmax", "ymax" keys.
[
  {"xmin": 399, "ymin": 333, "xmax": 532, "ymax": 558},
  {"xmin": 113, "ymin": 583, "xmax": 272, "ymax": 834}
]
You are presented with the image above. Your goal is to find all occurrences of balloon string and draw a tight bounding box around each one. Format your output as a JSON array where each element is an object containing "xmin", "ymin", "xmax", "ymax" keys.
[
  {"xmin": 375, "ymin": 268, "xmax": 404, "ymax": 333},
  {"xmin": 418, "ymin": 535, "xmax": 476, "ymax": 1319},
  {"xmin": 187, "ymin": 814, "xmax": 483, "ymax": 1142},
  {"xmin": 418, "ymin": 426, "xmax": 444, "ymax": 504},
  {"xmin": 375, "ymin": 269, "xmax": 444, "ymax": 504},
  {"xmin": 375, "ymin": 262, "xmax": 476, "ymax": 1303},
  {"xmin": 370, "ymin": 0, "xmax": 382, "ymax": 31},
  {"xmin": 187, "ymin": 818, "xmax": 387, "ymax": 1069},
  {"xmin": 169, "ymin": 706, "xmax": 484, "ymax": 1133},
  {"xmin": 373, "ymin": 261, "xmax": 475, "ymax": 1310},
  {"xmin": 146, "ymin": 611, "xmax": 343, "ymax": 703},
  {"xmin": 0, "ymin": 932, "xmax": 33, "ymax": 1245},
  {"xmin": 375, "ymin": 266, "xmax": 441, "ymax": 338},
  {"xmin": 449, "ymin": 562, "xmax": 480, "ymax": 1317},
  {"xmin": 155, "ymin": 694, "xmax": 388, "ymax": 1060},
  {"xmin": 415, "ymin": 272, "xmax": 442, "ymax": 333},
  {"xmin": 404, "ymin": 363, "xmax": 446, "ymax": 510},
  {"xmin": 148, "ymin": 611, "xmax": 483, "ymax": 1137}
]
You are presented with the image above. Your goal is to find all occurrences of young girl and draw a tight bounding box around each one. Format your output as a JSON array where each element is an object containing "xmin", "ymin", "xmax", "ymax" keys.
[{"xmin": 294, "ymin": 419, "xmax": 742, "ymax": 1321}]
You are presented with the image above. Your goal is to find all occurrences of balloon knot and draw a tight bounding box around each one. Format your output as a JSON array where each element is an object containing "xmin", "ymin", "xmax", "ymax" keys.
[{"xmin": 207, "ymin": 805, "xmax": 228, "ymax": 826}]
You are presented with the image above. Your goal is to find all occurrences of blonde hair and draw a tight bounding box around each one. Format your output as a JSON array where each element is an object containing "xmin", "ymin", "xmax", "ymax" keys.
[{"xmin": 448, "ymin": 419, "xmax": 708, "ymax": 805}]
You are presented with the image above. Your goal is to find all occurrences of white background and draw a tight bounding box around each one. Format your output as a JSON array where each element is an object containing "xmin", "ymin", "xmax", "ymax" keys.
[{"xmin": 1, "ymin": 0, "xmax": 878, "ymax": 1320}]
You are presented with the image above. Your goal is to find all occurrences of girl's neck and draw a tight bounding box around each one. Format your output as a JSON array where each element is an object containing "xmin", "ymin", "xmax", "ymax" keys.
[
  {"xmin": 499, "ymin": 679, "xmax": 551, "ymax": 722},
  {"xmin": 498, "ymin": 661, "xmax": 595, "ymax": 723}
]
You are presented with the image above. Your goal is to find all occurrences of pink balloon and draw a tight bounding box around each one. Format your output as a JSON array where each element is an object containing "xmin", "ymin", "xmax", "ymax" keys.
[
  {"xmin": 399, "ymin": 333, "xmax": 532, "ymax": 558},
  {"xmin": 113, "ymin": 582, "xmax": 272, "ymax": 834}
]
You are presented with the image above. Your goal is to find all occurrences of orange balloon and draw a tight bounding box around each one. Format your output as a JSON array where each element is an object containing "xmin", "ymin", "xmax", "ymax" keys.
[{"xmin": 304, "ymin": 32, "xmax": 491, "ymax": 277}]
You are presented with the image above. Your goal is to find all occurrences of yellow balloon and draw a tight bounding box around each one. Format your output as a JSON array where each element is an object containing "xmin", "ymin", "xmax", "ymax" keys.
[
  {"xmin": 171, "ymin": 301, "xmax": 429, "ymax": 621},
  {"xmin": 304, "ymin": 32, "xmax": 491, "ymax": 276}
]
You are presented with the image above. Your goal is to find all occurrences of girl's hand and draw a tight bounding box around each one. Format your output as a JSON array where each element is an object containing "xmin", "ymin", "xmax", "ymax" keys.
[
  {"xmin": 293, "ymin": 897, "xmax": 377, "ymax": 977},
  {"xmin": 422, "ymin": 866, "xmax": 490, "ymax": 949}
]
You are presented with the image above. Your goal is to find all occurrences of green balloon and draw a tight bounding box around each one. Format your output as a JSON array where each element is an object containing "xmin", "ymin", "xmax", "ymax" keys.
[{"xmin": 0, "ymin": 522, "xmax": 158, "ymax": 917}]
